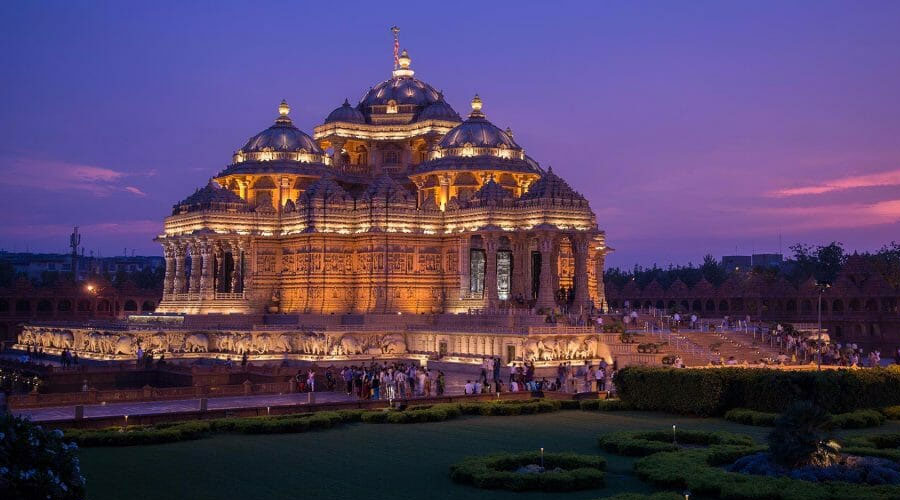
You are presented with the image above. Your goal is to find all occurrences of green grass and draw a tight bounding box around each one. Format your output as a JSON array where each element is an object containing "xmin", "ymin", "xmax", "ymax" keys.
[{"xmin": 76, "ymin": 411, "xmax": 899, "ymax": 500}]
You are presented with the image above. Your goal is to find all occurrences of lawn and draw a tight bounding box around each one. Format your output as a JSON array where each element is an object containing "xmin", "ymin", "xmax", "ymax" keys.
[{"xmin": 77, "ymin": 410, "xmax": 775, "ymax": 500}]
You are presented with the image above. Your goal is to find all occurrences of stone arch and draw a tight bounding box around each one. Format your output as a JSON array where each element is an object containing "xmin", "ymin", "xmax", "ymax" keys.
[
  {"xmin": 786, "ymin": 299, "xmax": 797, "ymax": 312},
  {"xmin": 832, "ymin": 299, "xmax": 844, "ymax": 314},
  {"xmin": 36, "ymin": 299, "xmax": 52, "ymax": 314},
  {"xmin": 15, "ymin": 299, "xmax": 30, "ymax": 313},
  {"xmin": 705, "ymin": 299, "xmax": 715, "ymax": 312},
  {"xmin": 655, "ymin": 300, "xmax": 664, "ymax": 309},
  {"xmin": 141, "ymin": 300, "xmax": 155, "ymax": 312},
  {"xmin": 801, "ymin": 299, "xmax": 812, "ymax": 313},
  {"xmin": 865, "ymin": 298, "xmax": 878, "ymax": 312},
  {"xmin": 0, "ymin": 299, "xmax": 8, "ymax": 312},
  {"xmin": 718, "ymin": 300, "xmax": 729, "ymax": 312},
  {"xmin": 692, "ymin": 299, "xmax": 702, "ymax": 311},
  {"xmin": 77, "ymin": 299, "xmax": 92, "ymax": 312},
  {"xmin": 124, "ymin": 300, "xmax": 138, "ymax": 312},
  {"xmin": 57, "ymin": 299, "xmax": 72, "ymax": 312},
  {"xmin": 849, "ymin": 298, "xmax": 861, "ymax": 312},
  {"xmin": 97, "ymin": 299, "xmax": 111, "ymax": 313}
]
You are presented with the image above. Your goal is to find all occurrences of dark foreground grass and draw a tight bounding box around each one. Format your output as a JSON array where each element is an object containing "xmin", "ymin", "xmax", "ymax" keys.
[{"xmin": 76, "ymin": 411, "xmax": 873, "ymax": 500}]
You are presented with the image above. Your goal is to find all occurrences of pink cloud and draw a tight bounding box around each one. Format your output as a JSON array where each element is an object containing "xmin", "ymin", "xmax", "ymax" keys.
[
  {"xmin": 769, "ymin": 168, "xmax": 900, "ymax": 197},
  {"xmin": 0, "ymin": 156, "xmax": 146, "ymax": 197},
  {"xmin": 744, "ymin": 199, "xmax": 900, "ymax": 232}
]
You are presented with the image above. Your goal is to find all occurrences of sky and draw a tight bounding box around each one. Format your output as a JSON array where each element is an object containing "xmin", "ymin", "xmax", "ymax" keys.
[{"xmin": 1, "ymin": 1, "xmax": 899, "ymax": 269}]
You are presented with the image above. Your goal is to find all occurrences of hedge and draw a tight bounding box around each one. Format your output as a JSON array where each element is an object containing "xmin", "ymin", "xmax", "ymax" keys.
[
  {"xmin": 579, "ymin": 399, "xmax": 632, "ymax": 411},
  {"xmin": 615, "ymin": 366, "xmax": 900, "ymax": 416},
  {"xmin": 449, "ymin": 452, "xmax": 606, "ymax": 491},
  {"xmin": 841, "ymin": 432, "xmax": 900, "ymax": 461},
  {"xmin": 598, "ymin": 430, "xmax": 755, "ymax": 457},
  {"xmin": 363, "ymin": 399, "xmax": 564, "ymax": 424},
  {"xmin": 634, "ymin": 445, "xmax": 900, "ymax": 500},
  {"xmin": 599, "ymin": 493, "xmax": 685, "ymax": 500},
  {"xmin": 725, "ymin": 408, "xmax": 885, "ymax": 428},
  {"xmin": 882, "ymin": 405, "xmax": 900, "ymax": 419}
]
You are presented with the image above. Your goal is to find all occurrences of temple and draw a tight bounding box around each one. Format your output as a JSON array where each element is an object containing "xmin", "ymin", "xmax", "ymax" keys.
[{"xmin": 154, "ymin": 47, "xmax": 609, "ymax": 316}]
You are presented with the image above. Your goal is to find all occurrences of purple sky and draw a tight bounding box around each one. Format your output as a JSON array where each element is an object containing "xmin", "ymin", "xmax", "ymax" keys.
[{"xmin": 2, "ymin": 1, "xmax": 899, "ymax": 269}]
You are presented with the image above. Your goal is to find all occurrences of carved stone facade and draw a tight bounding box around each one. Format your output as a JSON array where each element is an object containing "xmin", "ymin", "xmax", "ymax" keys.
[{"xmin": 156, "ymin": 47, "xmax": 610, "ymax": 316}]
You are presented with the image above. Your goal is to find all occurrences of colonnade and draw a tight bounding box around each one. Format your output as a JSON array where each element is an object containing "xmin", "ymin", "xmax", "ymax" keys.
[
  {"xmin": 162, "ymin": 238, "xmax": 248, "ymax": 299},
  {"xmin": 460, "ymin": 230, "xmax": 593, "ymax": 312}
]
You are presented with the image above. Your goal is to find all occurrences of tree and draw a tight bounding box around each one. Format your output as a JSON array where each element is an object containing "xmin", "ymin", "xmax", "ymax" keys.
[
  {"xmin": 700, "ymin": 254, "xmax": 726, "ymax": 285},
  {"xmin": 768, "ymin": 400, "xmax": 840, "ymax": 468},
  {"xmin": 0, "ymin": 414, "xmax": 86, "ymax": 499}
]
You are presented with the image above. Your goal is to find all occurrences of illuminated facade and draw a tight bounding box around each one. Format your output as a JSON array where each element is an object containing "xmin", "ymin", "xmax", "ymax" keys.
[{"xmin": 156, "ymin": 49, "xmax": 609, "ymax": 315}]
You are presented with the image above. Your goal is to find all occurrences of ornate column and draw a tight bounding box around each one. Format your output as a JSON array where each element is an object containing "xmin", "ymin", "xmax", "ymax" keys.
[
  {"xmin": 231, "ymin": 239, "xmax": 243, "ymax": 294},
  {"xmin": 484, "ymin": 233, "xmax": 499, "ymax": 310},
  {"xmin": 199, "ymin": 240, "xmax": 214, "ymax": 297},
  {"xmin": 439, "ymin": 174, "xmax": 451, "ymax": 210},
  {"xmin": 172, "ymin": 243, "xmax": 186, "ymax": 295},
  {"xmin": 573, "ymin": 233, "xmax": 590, "ymax": 313},
  {"xmin": 458, "ymin": 234, "xmax": 470, "ymax": 298},
  {"xmin": 594, "ymin": 249, "xmax": 607, "ymax": 312},
  {"xmin": 331, "ymin": 138, "xmax": 346, "ymax": 169},
  {"xmin": 214, "ymin": 243, "xmax": 225, "ymax": 293},
  {"xmin": 188, "ymin": 242, "xmax": 201, "ymax": 294},
  {"xmin": 163, "ymin": 243, "xmax": 175, "ymax": 297},
  {"xmin": 535, "ymin": 233, "xmax": 556, "ymax": 312}
]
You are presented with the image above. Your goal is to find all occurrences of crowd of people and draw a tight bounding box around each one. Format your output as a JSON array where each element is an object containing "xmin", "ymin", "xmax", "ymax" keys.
[{"xmin": 334, "ymin": 363, "xmax": 446, "ymax": 400}]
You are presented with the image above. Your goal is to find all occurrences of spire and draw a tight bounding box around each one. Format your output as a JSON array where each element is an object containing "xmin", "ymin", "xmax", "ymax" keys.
[
  {"xmin": 468, "ymin": 94, "xmax": 485, "ymax": 119},
  {"xmin": 391, "ymin": 26, "xmax": 400, "ymax": 69}
]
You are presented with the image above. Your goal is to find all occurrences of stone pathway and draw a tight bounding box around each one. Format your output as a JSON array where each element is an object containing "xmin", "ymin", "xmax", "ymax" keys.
[{"xmin": 14, "ymin": 392, "xmax": 355, "ymax": 422}]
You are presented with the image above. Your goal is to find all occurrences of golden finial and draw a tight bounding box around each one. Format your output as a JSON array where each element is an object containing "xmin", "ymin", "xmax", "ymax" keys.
[
  {"xmin": 469, "ymin": 94, "xmax": 485, "ymax": 119},
  {"xmin": 278, "ymin": 99, "xmax": 290, "ymax": 116}
]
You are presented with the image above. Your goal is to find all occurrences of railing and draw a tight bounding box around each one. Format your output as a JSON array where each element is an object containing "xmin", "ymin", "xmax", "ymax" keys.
[
  {"xmin": 528, "ymin": 326, "xmax": 598, "ymax": 336},
  {"xmin": 215, "ymin": 292, "xmax": 246, "ymax": 300}
]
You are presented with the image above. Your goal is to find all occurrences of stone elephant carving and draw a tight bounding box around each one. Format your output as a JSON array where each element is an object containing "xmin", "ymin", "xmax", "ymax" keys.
[
  {"xmin": 18, "ymin": 330, "xmax": 36, "ymax": 346},
  {"xmin": 53, "ymin": 331, "xmax": 75, "ymax": 349},
  {"xmin": 148, "ymin": 333, "xmax": 169, "ymax": 353},
  {"xmin": 334, "ymin": 336, "xmax": 363, "ymax": 356},
  {"xmin": 98, "ymin": 334, "xmax": 117, "ymax": 354},
  {"xmin": 114, "ymin": 336, "xmax": 136, "ymax": 355},
  {"xmin": 381, "ymin": 334, "xmax": 407, "ymax": 354},
  {"xmin": 234, "ymin": 335, "xmax": 254, "ymax": 355},
  {"xmin": 184, "ymin": 333, "xmax": 209, "ymax": 353},
  {"xmin": 581, "ymin": 338, "xmax": 600, "ymax": 359},
  {"xmin": 213, "ymin": 334, "xmax": 234, "ymax": 353},
  {"xmin": 524, "ymin": 339, "xmax": 541, "ymax": 361},
  {"xmin": 541, "ymin": 339, "xmax": 561, "ymax": 360},
  {"xmin": 82, "ymin": 333, "xmax": 102, "ymax": 352},
  {"xmin": 564, "ymin": 338, "xmax": 582, "ymax": 359},
  {"xmin": 270, "ymin": 334, "xmax": 292, "ymax": 353}
]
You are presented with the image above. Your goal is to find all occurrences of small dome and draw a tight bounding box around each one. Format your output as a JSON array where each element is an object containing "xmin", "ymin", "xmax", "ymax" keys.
[
  {"xmin": 417, "ymin": 96, "xmax": 461, "ymax": 122},
  {"xmin": 325, "ymin": 98, "xmax": 366, "ymax": 124},
  {"xmin": 520, "ymin": 167, "xmax": 586, "ymax": 203},
  {"xmin": 239, "ymin": 101, "xmax": 323, "ymax": 155},
  {"xmin": 438, "ymin": 95, "xmax": 519, "ymax": 149},
  {"xmin": 472, "ymin": 178, "xmax": 511, "ymax": 203},
  {"xmin": 173, "ymin": 180, "xmax": 247, "ymax": 214}
]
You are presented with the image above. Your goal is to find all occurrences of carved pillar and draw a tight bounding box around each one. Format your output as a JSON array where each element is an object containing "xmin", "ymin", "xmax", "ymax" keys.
[
  {"xmin": 331, "ymin": 138, "xmax": 346, "ymax": 169},
  {"xmin": 573, "ymin": 233, "xmax": 590, "ymax": 313},
  {"xmin": 214, "ymin": 243, "xmax": 225, "ymax": 294},
  {"xmin": 232, "ymin": 239, "xmax": 244, "ymax": 294},
  {"xmin": 163, "ymin": 243, "xmax": 175, "ymax": 297},
  {"xmin": 484, "ymin": 233, "xmax": 499, "ymax": 310},
  {"xmin": 439, "ymin": 174, "xmax": 451, "ymax": 210},
  {"xmin": 172, "ymin": 244, "xmax": 186, "ymax": 295},
  {"xmin": 200, "ymin": 240, "xmax": 214, "ymax": 297},
  {"xmin": 535, "ymin": 233, "xmax": 556, "ymax": 312},
  {"xmin": 459, "ymin": 235, "xmax": 470, "ymax": 298},
  {"xmin": 594, "ymin": 249, "xmax": 607, "ymax": 312},
  {"xmin": 188, "ymin": 242, "xmax": 201, "ymax": 294}
]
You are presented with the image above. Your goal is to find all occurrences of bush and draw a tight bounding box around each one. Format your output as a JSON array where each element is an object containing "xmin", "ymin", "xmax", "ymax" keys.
[
  {"xmin": 726, "ymin": 408, "xmax": 884, "ymax": 428},
  {"xmin": 449, "ymin": 452, "xmax": 606, "ymax": 491},
  {"xmin": 65, "ymin": 421, "xmax": 210, "ymax": 446},
  {"xmin": 615, "ymin": 366, "xmax": 900, "ymax": 416},
  {"xmin": 725, "ymin": 408, "xmax": 778, "ymax": 426},
  {"xmin": 580, "ymin": 399, "xmax": 632, "ymax": 411},
  {"xmin": 1, "ymin": 414, "xmax": 86, "ymax": 499},
  {"xmin": 600, "ymin": 493, "xmax": 685, "ymax": 500},
  {"xmin": 634, "ymin": 445, "xmax": 900, "ymax": 499},
  {"xmin": 830, "ymin": 409, "xmax": 885, "ymax": 429},
  {"xmin": 881, "ymin": 405, "xmax": 900, "ymax": 419},
  {"xmin": 598, "ymin": 429, "xmax": 755, "ymax": 456}
]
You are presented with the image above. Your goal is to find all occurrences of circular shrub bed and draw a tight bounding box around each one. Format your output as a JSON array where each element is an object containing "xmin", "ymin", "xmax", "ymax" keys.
[
  {"xmin": 598, "ymin": 429, "xmax": 755, "ymax": 456},
  {"xmin": 634, "ymin": 445, "xmax": 900, "ymax": 499},
  {"xmin": 449, "ymin": 452, "xmax": 606, "ymax": 491}
]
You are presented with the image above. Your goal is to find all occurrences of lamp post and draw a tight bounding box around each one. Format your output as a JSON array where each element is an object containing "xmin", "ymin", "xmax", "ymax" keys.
[{"xmin": 816, "ymin": 282, "xmax": 831, "ymax": 371}]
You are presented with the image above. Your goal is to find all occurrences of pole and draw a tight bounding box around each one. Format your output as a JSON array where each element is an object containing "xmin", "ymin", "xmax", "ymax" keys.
[{"xmin": 817, "ymin": 292, "xmax": 822, "ymax": 371}]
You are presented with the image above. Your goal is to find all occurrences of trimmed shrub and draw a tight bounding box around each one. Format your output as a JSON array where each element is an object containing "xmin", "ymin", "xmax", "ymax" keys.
[
  {"xmin": 726, "ymin": 408, "xmax": 885, "ymax": 428},
  {"xmin": 598, "ymin": 430, "xmax": 755, "ymax": 457},
  {"xmin": 65, "ymin": 421, "xmax": 210, "ymax": 447},
  {"xmin": 580, "ymin": 399, "xmax": 632, "ymax": 411},
  {"xmin": 600, "ymin": 493, "xmax": 685, "ymax": 500},
  {"xmin": 725, "ymin": 408, "xmax": 778, "ymax": 426},
  {"xmin": 616, "ymin": 366, "xmax": 900, "ymax": 416},
  {"xmin": 881, "ymin": 405, "xmax": 900, "ymax": 419},
  {"xmin": 830, "ymin": 409, "xmax": 885, "ymax": 429},
  {"xmin": 842, "ymin": 432, "xmax": 900, "ymax": 461},
  {"xmin": 635, "ymin": 445, "xmax": 900, "ymax": 500},
  {"xmin": 449, "ymin": 451, "xmax": 606, "ymax": 491},
  {"xmin": 559, "ymin": 399, "xmax": 581, "ymax": 410},
  {"xmin": 2, "ymin": 413, "xmax": 86, "ymax": 499}
]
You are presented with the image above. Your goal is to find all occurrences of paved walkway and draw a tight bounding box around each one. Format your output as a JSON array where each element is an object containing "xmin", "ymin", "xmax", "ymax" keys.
[{"xmin": 14, "ymin": 392, "xmax": 355, "ymax": 422}]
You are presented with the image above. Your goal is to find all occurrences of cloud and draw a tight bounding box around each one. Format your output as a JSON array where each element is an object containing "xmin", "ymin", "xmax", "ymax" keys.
[
  {"xmin": 2, "ymin": 220, "xmax": 161, "ymax": 238},
  {"xmin": 769, "ymin": 168, "xmax": 900, "ymax": 197},
  {"xmin": 0, "ymin": 155, "xmax": 147, "ymax": 197},
  {"xmin": 745, "ymin": 199, "xmax": 900, "ymax": 232}
]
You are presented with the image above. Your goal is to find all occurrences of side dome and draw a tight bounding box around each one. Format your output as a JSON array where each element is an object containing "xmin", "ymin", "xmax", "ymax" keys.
[
  {"xmin": 232, "ymin": 101, "xmax": 326, "ymax": 165},
  {"xmin": 325, "ymin": 98, "xmax": 366, "ymax": 124},
  {"xmin": 437, "ymin": 95, "xmax": 520, "ymax": 150},
  {"xmin": 417, "ymin": 95, "xmax": 461, "ymax": 122},
  {"xmin": 173, "ymin": 180, "xmax": 248, "ymax": 215}
]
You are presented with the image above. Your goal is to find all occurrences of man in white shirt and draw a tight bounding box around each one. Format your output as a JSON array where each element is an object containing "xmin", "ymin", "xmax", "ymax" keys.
[
  {"xmin": 474, "ymin": 381, "xmax": 482, "ymax": 394},
  {"xmin": 464, "ymin": 380, "xmax": 474, "ymax": 395}
]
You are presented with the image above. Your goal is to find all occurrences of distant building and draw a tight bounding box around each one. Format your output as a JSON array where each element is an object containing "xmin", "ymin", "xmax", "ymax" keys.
[
  {"xmin": 0, "ymin": 252, "xmax": 163, "ymax": 282},
  {"xmin": 721, "ymin": 255, "xmax": 752, "ymax": 272}
]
